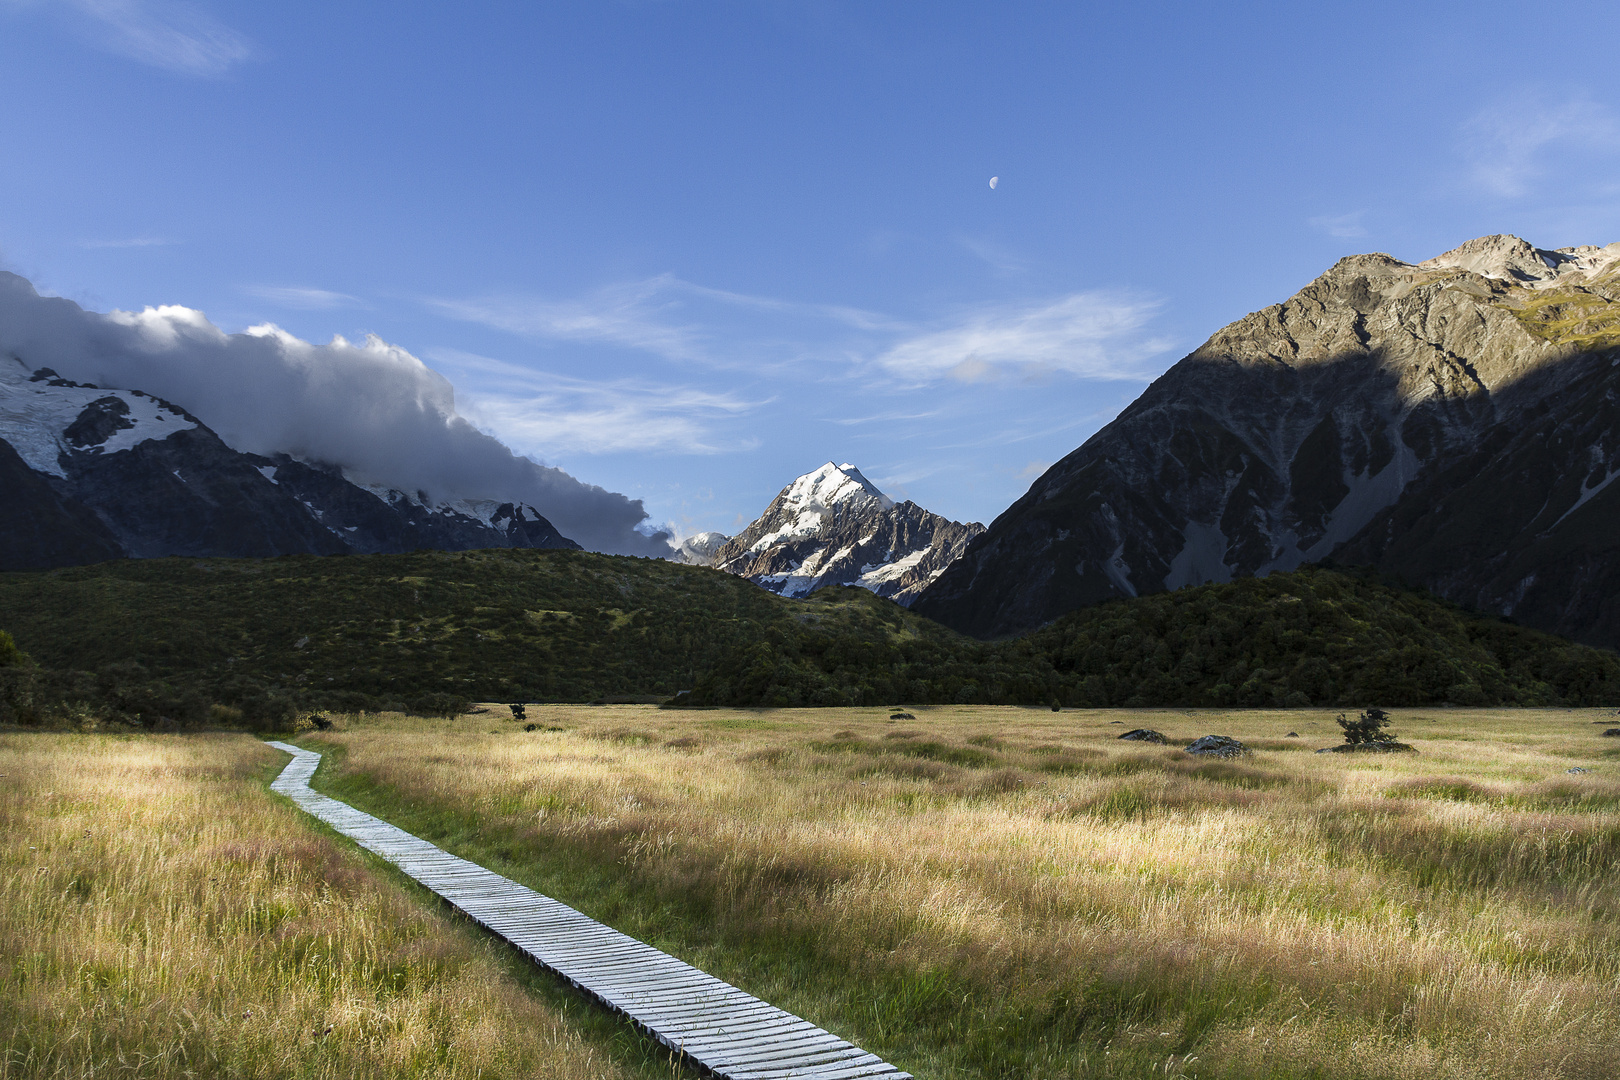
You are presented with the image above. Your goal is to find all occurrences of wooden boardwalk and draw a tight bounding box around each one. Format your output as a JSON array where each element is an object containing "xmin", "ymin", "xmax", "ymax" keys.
[{"xmin": 266, "ymin": 741, "xmax": 911, "ymax": 1080}]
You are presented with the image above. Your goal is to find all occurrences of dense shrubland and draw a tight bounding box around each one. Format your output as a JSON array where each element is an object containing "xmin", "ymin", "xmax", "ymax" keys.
[
  {"xmin": 1, "ymin": 552, "xmax": 1616, "ymax": 728},
  {"xmin": 682, "ymin": 567, "xmax": 1620, "ymax": 708}
]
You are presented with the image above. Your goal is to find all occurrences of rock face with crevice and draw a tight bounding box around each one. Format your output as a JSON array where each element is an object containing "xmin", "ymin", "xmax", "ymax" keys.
[{"xmin": 914, "ymin": 235, "xmax": 1620, "ymax": 648}]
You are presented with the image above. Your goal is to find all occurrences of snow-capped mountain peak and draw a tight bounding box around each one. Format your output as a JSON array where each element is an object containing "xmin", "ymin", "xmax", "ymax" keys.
[
  {"xmin": 785, "ymin": 461, "xmax": 894, "ymax": 511},
  {"xmin": 748, "ymin": 462, "xmax": 894, "ymax": 553},
  {"xmin": 674, "ymin": 531, "xmax": 730, "ymax": 565},
  {"xmin": 713, "ymin": 461, "xmax": 982, "ymax": 606}
]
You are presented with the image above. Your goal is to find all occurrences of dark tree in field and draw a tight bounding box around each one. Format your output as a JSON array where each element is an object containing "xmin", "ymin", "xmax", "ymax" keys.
[
  {"xmin": 1337, "ymin": 706, "xmax": 1395, "ymax": 745},
  {"xmin": 509, "ymin": 703, "xmax": 527, "ymax": 721}
]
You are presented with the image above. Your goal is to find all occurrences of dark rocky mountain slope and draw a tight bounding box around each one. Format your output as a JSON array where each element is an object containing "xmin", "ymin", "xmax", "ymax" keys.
[
  {"xmin": 0, "ymin": 358, "xmax": 577, "ymax": 568},
  {"xmin": 914, "ymin": 235, "xmax": 1620, "ymax": 648}
]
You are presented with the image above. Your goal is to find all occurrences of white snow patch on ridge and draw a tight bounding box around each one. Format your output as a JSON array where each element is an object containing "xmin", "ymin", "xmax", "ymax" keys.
[
  {"xmin": 856, "ymin": 546, "xmax": 929, "ymax": 588},
  {"xmin": 0, "ymin": 357, "xmax": 195, "ymax": 477}
]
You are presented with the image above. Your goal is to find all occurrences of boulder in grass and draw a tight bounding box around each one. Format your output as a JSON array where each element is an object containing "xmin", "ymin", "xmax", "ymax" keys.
[
  {"xmin": 1118, "ymin": 728, "xmax": 1167, "ymax": 743},
  {"xmin": 1185, "ymin": 735, "xmax": 1247, "ymax": 758}
]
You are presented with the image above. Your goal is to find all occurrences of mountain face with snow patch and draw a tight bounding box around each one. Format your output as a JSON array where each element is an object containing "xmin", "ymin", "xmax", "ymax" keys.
[
  {"xmin": 673, "ymin": 531, "xmax": 730, "ymax": 566},
  {"xmin": 915, "ymin": 235, "xmax": 1620, "ymax": 648},
  {"xmin": 0, "ymin": 358, "xmax": 578, "ymax": 569},
  {"xmin": 711, "ymin": 462, "xmax": 983, "ymax": 606}
]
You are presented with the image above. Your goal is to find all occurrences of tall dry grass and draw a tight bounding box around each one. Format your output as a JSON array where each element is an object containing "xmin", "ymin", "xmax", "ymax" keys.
[
  {"xmin": 312, "ymin": 705, "xmax": 1620, "ymax": 1080},
  {"xmin": 0, "ymin": 732, "xmax": 645, "ymax": 1080}
]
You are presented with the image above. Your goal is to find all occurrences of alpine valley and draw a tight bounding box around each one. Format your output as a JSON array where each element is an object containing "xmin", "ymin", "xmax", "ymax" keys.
[
  {"xmin": 0, "ymin": 356, "xmax": 577, "ymax": 568},
  {"xmin": 914, "ymin": 235, "xmax": 1620, "ymax": 651}
]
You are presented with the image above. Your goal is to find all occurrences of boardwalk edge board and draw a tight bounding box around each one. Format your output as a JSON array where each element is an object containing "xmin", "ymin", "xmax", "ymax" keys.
[{"xmin": 265, "ymin": 741, "xmax": 911, "ymax": 1080}]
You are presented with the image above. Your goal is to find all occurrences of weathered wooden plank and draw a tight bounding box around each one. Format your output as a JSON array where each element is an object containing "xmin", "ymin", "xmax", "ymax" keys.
[{"xmin": 266, "ymin": 742, "xmax": 910, "ymax": 1080}]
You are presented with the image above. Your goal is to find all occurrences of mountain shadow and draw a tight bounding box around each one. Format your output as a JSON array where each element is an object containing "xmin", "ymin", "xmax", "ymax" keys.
[{"xmin": 914, "ymin": 236, "xmax": 1620, "ymax": 648}]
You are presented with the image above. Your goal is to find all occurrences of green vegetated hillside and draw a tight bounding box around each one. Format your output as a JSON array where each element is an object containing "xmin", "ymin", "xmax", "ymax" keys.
[
  {"xmin": 0, "ymin": 548, "xmax": 958, "ymax": 723},
  {"xmin": 1, "ymin": 551, "xmax": 1617, "ymax": 726},
  {"xmin": 683, "ymin": 565, "xmax": 1620, "ymax": 708}
]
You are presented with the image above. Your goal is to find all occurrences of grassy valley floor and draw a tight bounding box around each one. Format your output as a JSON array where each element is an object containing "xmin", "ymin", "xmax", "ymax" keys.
[
  {"xmin": 0, "ymin": 732, "xmax": 702, "ymax": 1080},
  {"xmin": 299, "ymin": 704, "xmax": 1620, "ymax": 1080}
]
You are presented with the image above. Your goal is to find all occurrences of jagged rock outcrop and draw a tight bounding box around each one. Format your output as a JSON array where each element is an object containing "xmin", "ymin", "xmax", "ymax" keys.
[
  {"xmin": 712, "ymin": 462, "xmax": 983, "ymax": 606},
  {"xmin": 914, "ymin": 235, "xmax": 1620, "ymax": 647},
  {"xmin": 0, "ymin": 358, "xmax": 578, "ymax": 568}
]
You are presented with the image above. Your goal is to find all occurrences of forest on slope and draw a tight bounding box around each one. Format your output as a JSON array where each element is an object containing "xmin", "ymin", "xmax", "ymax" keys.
[{"xmin": 1, "ymin": 551, "xmax": 1617, "ymax": 727}]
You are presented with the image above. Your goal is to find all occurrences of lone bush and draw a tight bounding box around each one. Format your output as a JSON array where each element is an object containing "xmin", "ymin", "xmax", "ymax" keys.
[{"xmin": 1338, "ymin": 706, "xmax": 1396, "ymax": 745}]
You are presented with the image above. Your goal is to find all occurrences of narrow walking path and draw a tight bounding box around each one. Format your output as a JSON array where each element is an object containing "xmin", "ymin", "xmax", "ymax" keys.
[{"xmin": 266, "ymin": 741, "xmax": 911, "ymax": 1080}]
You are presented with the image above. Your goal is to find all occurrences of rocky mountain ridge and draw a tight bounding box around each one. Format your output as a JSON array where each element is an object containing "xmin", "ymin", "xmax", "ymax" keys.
[
  {"xmin": 710, "ymin": 461, "xmax": 983, "ymax": 606},
  {"xmin": 914, "ymin": 234, "xmax": 1620, "ymax": 648},
  {"xmin": 0, "ymin": 358, "xmax": 578, "ymax": 569}
]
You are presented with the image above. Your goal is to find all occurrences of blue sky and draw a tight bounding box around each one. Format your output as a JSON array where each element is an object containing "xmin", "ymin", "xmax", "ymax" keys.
[{"xmin": 3, "ymin": 1, "xmax": 1619, "ymax": 543}]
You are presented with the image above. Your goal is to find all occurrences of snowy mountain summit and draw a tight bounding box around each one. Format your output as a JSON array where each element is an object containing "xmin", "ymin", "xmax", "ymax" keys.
[
  {"xmin": 711, "ymin": 462, "xmax": 983, "ymax": 606},
  {"xmin": 673, "ymin": 531, "xmax": 731, "ymax": 565}
]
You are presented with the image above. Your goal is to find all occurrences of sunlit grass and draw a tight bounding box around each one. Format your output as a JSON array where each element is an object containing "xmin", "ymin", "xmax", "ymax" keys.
[
  {"xmin": 309, "ymin": 704, "xmax": 1620, "ymax": 1079},
  {"xmin": 0, "ymin": 732, "xmax": 669, "ymax": 1080}
]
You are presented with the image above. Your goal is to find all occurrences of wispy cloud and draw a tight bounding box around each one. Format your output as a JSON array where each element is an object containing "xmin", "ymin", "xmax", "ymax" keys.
[
  {"xmin": 430, "ymin": 348, "xmax": 767, "ymax": 456},
  {"xmin": 430, "ymin": 277, "xmax": 710, "ymax": 363},
  {"xmin": 243, "ymin": 285, "xmax": 362, "ymax": 310},
  {"xmin": 957, "ymin": 235, "xmax": 1030, "ymax": 275},
  {"xmin": 874, "ymin": 292, "xmax": 1171, "ymax": 385},
  {"xmin": 37, "ymin": 0, "xmax": 253, "ymax": 75},
  {"xmin": 434, "ymin": 277, "xmax": 1170, "ymax": 389},
  {"xmin": 1463, "ymin": 95, "xmax": 1620, "ymax": 198},
  {"xmin": 77, "ymin": 235, "xmax": 179, "ymax": 249},
  {"xmin": 1015, "ymin": 460, "xmax": 1051, "ymax": 481},
  {"xmin": 827, "ymin": 408, "xmax": 944, "ymax": 426},
  {"xmin": 430, "ymin": 274, "xmax": 902, "ymax": 371},
  {"xmin": 1308, "ymin": 212, "xmax": 1367, "ymax": 239}
]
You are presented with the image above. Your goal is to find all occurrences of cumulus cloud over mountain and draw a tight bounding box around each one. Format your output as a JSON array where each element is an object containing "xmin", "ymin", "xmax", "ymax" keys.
[{"xmin": 0, "ymin": 272, "xmax": 671, "ymax": 556}]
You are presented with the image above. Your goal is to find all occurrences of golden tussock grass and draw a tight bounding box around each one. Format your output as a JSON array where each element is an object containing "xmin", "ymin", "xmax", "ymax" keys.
[
  {"xmin": 311, "ymin": 705, "xmax": 1620, "ymax": 1080},
  {"xmin": 0, "ymin": 732, "xmax": 643, "ymax": 1080}
]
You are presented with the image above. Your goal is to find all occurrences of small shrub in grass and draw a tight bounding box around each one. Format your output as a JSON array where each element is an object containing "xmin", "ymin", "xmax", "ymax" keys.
[
  {"xmin": 1339, "ymin": 706, "xmax": 1395, "ymax": 744},
  {"xmin": 1327, "ymin": 706, "xmax": 1416, "ymax": 752},
  {"xmin": 293, "ymin": 711, "xmax": 334, "ymax": 734}
]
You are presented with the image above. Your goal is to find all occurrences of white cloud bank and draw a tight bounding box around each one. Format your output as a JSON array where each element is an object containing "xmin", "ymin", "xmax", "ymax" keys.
[{"xmin": 0, "ymin": 271, "xmax": 671, "ymax": 555}]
